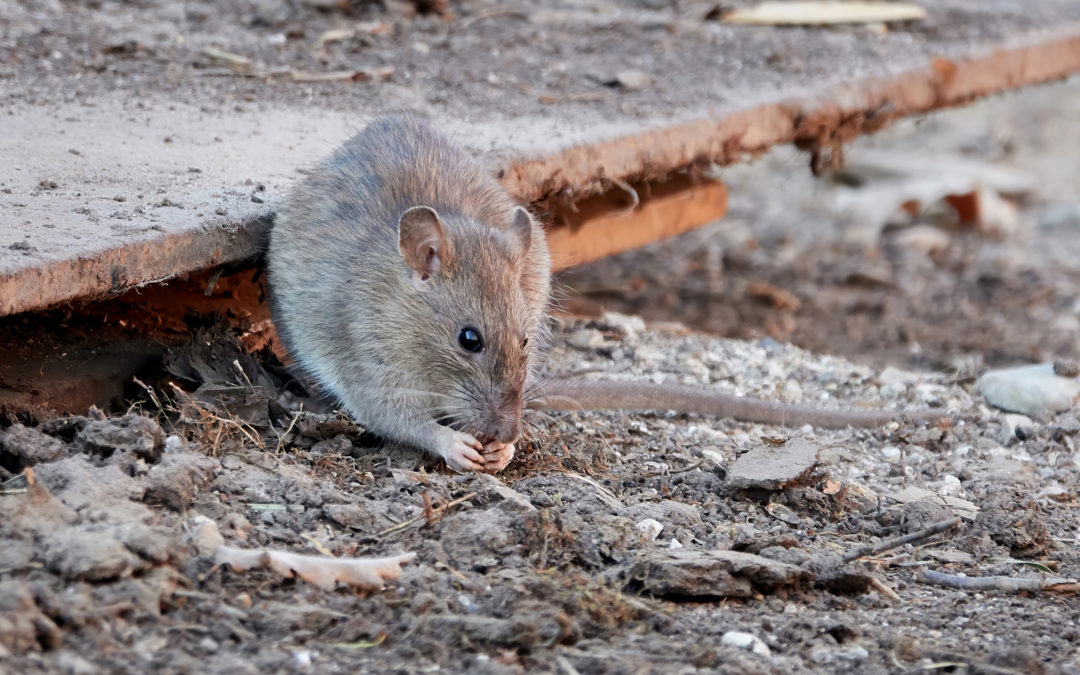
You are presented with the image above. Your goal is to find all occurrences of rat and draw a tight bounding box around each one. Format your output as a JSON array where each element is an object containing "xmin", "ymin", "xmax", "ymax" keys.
[{"xmin": 268, "ymin": 114, "xmax": 945, "ymax": 473}]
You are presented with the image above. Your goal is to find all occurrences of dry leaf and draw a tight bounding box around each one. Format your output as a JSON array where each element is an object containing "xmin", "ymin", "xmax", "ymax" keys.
[{"xmin": 216, "ymin": 545, "xmax": 415, "ymax": 590}]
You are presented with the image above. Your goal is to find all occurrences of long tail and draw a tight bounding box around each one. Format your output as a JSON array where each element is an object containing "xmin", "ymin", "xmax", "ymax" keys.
[{"xmin": 528, "ymin": 378, "xmax": 946, "ymax": 429}]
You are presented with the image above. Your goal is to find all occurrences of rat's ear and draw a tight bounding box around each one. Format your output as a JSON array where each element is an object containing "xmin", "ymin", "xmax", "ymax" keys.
[
  {"xmin": 398, "ymin": 205, "xmax": 452, "ymax": 289},
  {"xmin": 509, "ymin": 207, "xmax": 533, "ymax": 254}
]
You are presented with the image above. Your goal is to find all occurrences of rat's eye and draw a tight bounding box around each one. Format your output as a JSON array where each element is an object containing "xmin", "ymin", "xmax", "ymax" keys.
[{"xmin": 458, "ymin": 327, "xmax": 483, "ymax": 353}]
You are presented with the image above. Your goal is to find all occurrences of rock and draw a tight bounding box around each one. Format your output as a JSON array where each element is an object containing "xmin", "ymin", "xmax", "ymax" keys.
[
  {"xmin": 623, "ymin": 549, "xmax": 811, "ymax": 598},
  {"xmin": 726, "ymin": 438, "xmax": 819, "ymax": 490},
  {"xmin": 322, "ymin": 503, "xmax": 379, "ymax": 530},
  {"xmin": 1037, "ymin": 201, "xmax": 1080, "ymax": 231},
  {"xmin": 892, "ymin": 224, "xmax": 950, "ymax": 254},
  {"xmin": 1002, "ymin": 413, "xmax": 1035, "ymax": 444},
  {"xmin": 635, "ymin": 518, "xmax": 664, "ymax": 541},
  {"xmin": 600, "ymin": 311, "xmax": 646, "ymax": 339},
  {"xmin": 622, "ymin": 500, "xmax": 701, "ymax": 528},
  {"xmin": 0, "ymin": 424, "xmax": 67, "ymax": 468},
  {"xmin": 144, "ymin": 452, "xmax": 219, "ymax": 510},
  {"xmin": 613, "ymin": 69, "xmax": 653, "ymax": 91},
  {"xmin": 186, "ymin": 515, "xmax": 225, "ymax": 555},
  {"xmin": 721, "ymin": 631, "xmax": 771, "ymax": 656},
  {"xmin": 977, "ymin": 363, "xmax": 1080, "ymax": 417},
  {"xmin": 889, "ymin": 486, "xmax": 979, "ymax": 521},
  {"xmin": 810, "ymin": 646, "xmax": 870, "ymax": 666},
  {"xmin": 75, "ymin": 414, "xmax": 166, "ymax": 462},
  {"xmin": 0, "ymin": 580, "xmax": 61, "ymax": 653},
  {"xmin": 426, "ymin": 613, "xmax": 560, "ymax": 650},
  {"xmin": 565, "ymin": 329, "xmax": 605, "ymax": 351},
  {"xmin": 39, "ymin": 524, "xmax": 146, "ymax": 581}
]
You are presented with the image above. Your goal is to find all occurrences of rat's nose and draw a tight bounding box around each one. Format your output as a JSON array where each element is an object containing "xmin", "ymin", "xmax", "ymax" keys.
[
  {"xmin": 486, "ymin": 390, "xmax": 522, "ymax": 443},
  {"xmin": 491, "ymin": 416, "xmax": 521, "ymax": 443}
]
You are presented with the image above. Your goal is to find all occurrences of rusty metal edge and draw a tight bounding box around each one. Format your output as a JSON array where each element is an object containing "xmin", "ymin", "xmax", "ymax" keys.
[{"xmin": 3, "ymin": 30, "xmax": 1080, "ymax": 318}]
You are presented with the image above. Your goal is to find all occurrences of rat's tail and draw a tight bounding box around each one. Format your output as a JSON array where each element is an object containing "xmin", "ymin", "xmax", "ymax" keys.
[{"xmin": 528, "ymin": 377, "xmax": 946, "ymax": 429}]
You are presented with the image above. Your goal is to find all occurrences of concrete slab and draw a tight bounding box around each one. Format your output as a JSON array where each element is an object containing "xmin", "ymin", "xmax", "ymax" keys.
[{"xmin": 2, "ymin": 1, "xmax": 1080, "ymax": 316}]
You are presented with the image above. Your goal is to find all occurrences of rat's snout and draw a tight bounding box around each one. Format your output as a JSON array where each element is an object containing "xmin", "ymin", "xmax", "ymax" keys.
[{"xmin": 482, "ymin": 389, "xmax": 523, "ymax": 443}]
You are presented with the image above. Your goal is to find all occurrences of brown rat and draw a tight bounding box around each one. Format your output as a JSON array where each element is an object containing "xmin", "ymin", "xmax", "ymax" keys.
[
  {"xmin": 269, "ymin": 114, "xmax": 551, "ymax": 472},
  {"xmin": 269, "ymin": 115, "xmax": 945, "ymax": 473}
]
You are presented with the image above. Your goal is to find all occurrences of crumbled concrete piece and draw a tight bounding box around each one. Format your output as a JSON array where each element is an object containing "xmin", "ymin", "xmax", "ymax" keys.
[
  {"xmin": 613, "ymin": 69, "xmax": 653, "ymax": 91},
  {"xmin": 635, "ymin": 518, "xmax": 664, "ymax": 541},
  {"xmin": 566, "ymin": 329, "xmax": 605, "ymax": 351},
  {"xmin": 890, "ymin": 486, "xmax": 979, "ymax": 520},
  {"xmin": 892, "ymin": 224, "xmax": 951, "ymax": 254},
  {"xmin": 727, "ymin": 438, "xmax": 820, "ymax": 490},
  {"xmin": 39, "ymin": 524, "xmax": 147, "ymax": 581},
  {"xmin": 0, "ymin": 424, "xmax": 67, "ymax": 468},
  {"xmin": 623, "ymin": 500, "xmax": 702, "ymax": 528},
  {"xmin": 75, "ymin": 414, "xmax": 166, "ymax": 462},
  {"xmin": 144, "ymin": 452, "xmax": 219, "ymax": 510},
  {"xmin": 977, "ymin": 363, "xmax": 1080, "ymax": 417},
  {"xmin": 322, "ymin": 502, "xmax": 379, "ymax": 530},
  {"xmin": 601, "ymin": 311, "xmax": 647, "ymax": 339},
  {"xmin": 810, "ymin": 646, "xmax": 869, "ymax": 666},
  {"xmin": 625, "ymin": 549, "xmax": 812, "ymax": 598},
  {"xmin": 186, "ymin": 515, "xmax": 225, "ymax": 556},
  {"xmin": 721, "ymin": 631, "xmax": 771, "ymax": 656},
  {"xmin": 0, "ymin": 580, "xmax": 61, "ymax": 653}
]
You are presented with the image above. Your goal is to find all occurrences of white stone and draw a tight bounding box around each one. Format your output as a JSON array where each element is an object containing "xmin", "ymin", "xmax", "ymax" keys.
[
  {"xmin": 936, "ymin": 475, "xmax": 962, "ymax": 496},
  {"xmin": 635, "ymin": 518, "xmax": 664, "ymax": 541},
  {"xmin": 668, "ymin": 538, "xmax": 683, "ymax": 550},
  {"xmin": 721, "ymin": 631, "xmax": 772, "ymax": 657},
  {"xmin": 880, "ymin": 445, "xmax": 902, "ymax": 463},
  {"xmin": 893, "ymin": 224, "xmax": 951, "ymax": 254},
  {"xmin": 601, "ymin": 311, "xmax": 646, "ymax": 339},
  {"xmin": 566, "ymin": 329, "xmax": 605, "ymax": 351},
  {"xmin": 977, "ymin": 364, "xmax": 1080, "ymax": 417}
]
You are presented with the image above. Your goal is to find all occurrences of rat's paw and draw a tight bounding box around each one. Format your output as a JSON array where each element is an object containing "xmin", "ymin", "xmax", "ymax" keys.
[
  {"xmin": 438, "ymin": 430, "xmax": 485, "ymax": 473},
  {"xmin": 481, "ymin": 441, "xmax": 515, "ymax": 473}
]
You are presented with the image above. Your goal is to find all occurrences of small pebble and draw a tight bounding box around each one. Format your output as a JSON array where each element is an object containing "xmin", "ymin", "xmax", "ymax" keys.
[
  {"xmin": 566, "ymin": 329, "xmax": 604, "ymax": 351},
  {"xmin": 977, "ymin": 363, "xmax": 1080, "ymax": 417},
  {"xmin": 635, "ymin": 518, "xmax": 664, "ymax": 541},
  {"xmin": 721, "ymin": 631, "xmax": 771, "ymax": 656}
]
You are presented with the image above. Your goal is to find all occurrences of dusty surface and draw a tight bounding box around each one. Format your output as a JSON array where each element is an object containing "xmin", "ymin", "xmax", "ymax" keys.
[{"xmin": 3, "ymin": 0, "xmax": 1080, "ymax": 315}]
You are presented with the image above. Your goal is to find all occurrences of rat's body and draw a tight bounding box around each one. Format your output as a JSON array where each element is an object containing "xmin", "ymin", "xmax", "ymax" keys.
[
  {"xmin": 269, "ymin": 115, "xmax": 943, "ymax": 473},
  {"xmin": 269, "ymin": 115, "xmax": 550, "ymax": 472}
]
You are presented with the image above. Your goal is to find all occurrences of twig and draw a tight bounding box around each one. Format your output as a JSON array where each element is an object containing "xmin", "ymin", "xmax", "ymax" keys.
[
  {"xmin": 868, "ymin": 576, "xmax": 901, "ymax": 601},
  {"xmin": 640, "ymin": 460, "xmax": 703, "ymax": 479},
  {"xmin": 376, "ymin": 492, "xmax": 477, "ymax": 537},
  {"xmin": 843, "ymin": 517, "xmax": 960, "ymax": 563},
  {"xmin": 132, "ymin": 376, "xmax": 166, "ymax": 418},
  {"xmin": 276, "ymin": 404, "xmax": 303, "ymax": 454},
  {"xmin": 459, "ymin": 8, "xmax": 527, "ymax": 28},
  {"xmin": 917, "ymin": 569, "xmax": 1079, "ymax": 594}
]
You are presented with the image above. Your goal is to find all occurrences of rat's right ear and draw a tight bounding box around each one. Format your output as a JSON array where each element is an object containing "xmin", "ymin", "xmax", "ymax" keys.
[{"xmin": 398, "ymin": 205, "xmax": 452, "ymax": 290}]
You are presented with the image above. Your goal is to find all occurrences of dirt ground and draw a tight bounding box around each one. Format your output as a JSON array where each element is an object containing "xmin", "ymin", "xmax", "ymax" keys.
[{"xmin": 3, "ymin": 1, "xmax": 1080, "ymax": 674}]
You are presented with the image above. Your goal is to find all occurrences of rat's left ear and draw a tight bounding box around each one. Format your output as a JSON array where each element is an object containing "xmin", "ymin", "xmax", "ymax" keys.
[
  {"xmin": 509, "ymin": 207, "xmax": 533, "ymax": 254},
  {"xmin": 399, "ymin": 205, "xmax": 453, "ymax": 290}
]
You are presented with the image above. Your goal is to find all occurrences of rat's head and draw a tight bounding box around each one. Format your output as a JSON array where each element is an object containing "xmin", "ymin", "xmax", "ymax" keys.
[{"xmin": 396, "ymin": 203, "xmax": 550, "ymax": 444}]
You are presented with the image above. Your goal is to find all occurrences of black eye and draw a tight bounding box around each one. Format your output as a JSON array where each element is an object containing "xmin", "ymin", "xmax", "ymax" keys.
[
  {"xmin": 522, "ymin": 333, "xmax": 529, "ymax": 348},
  {"xmin": 458, "ymin": 327, "xmax": 483, "ymax": 353}
]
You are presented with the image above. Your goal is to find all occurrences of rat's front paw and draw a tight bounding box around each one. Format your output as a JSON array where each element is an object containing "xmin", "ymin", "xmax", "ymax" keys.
[
  {"xmin": 481, "ymin": 441, "xmax": 515, "ymax": 473},
  {"xmin": 438, "ymin": 430, "xmax": 486, "ymax": 473}
]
